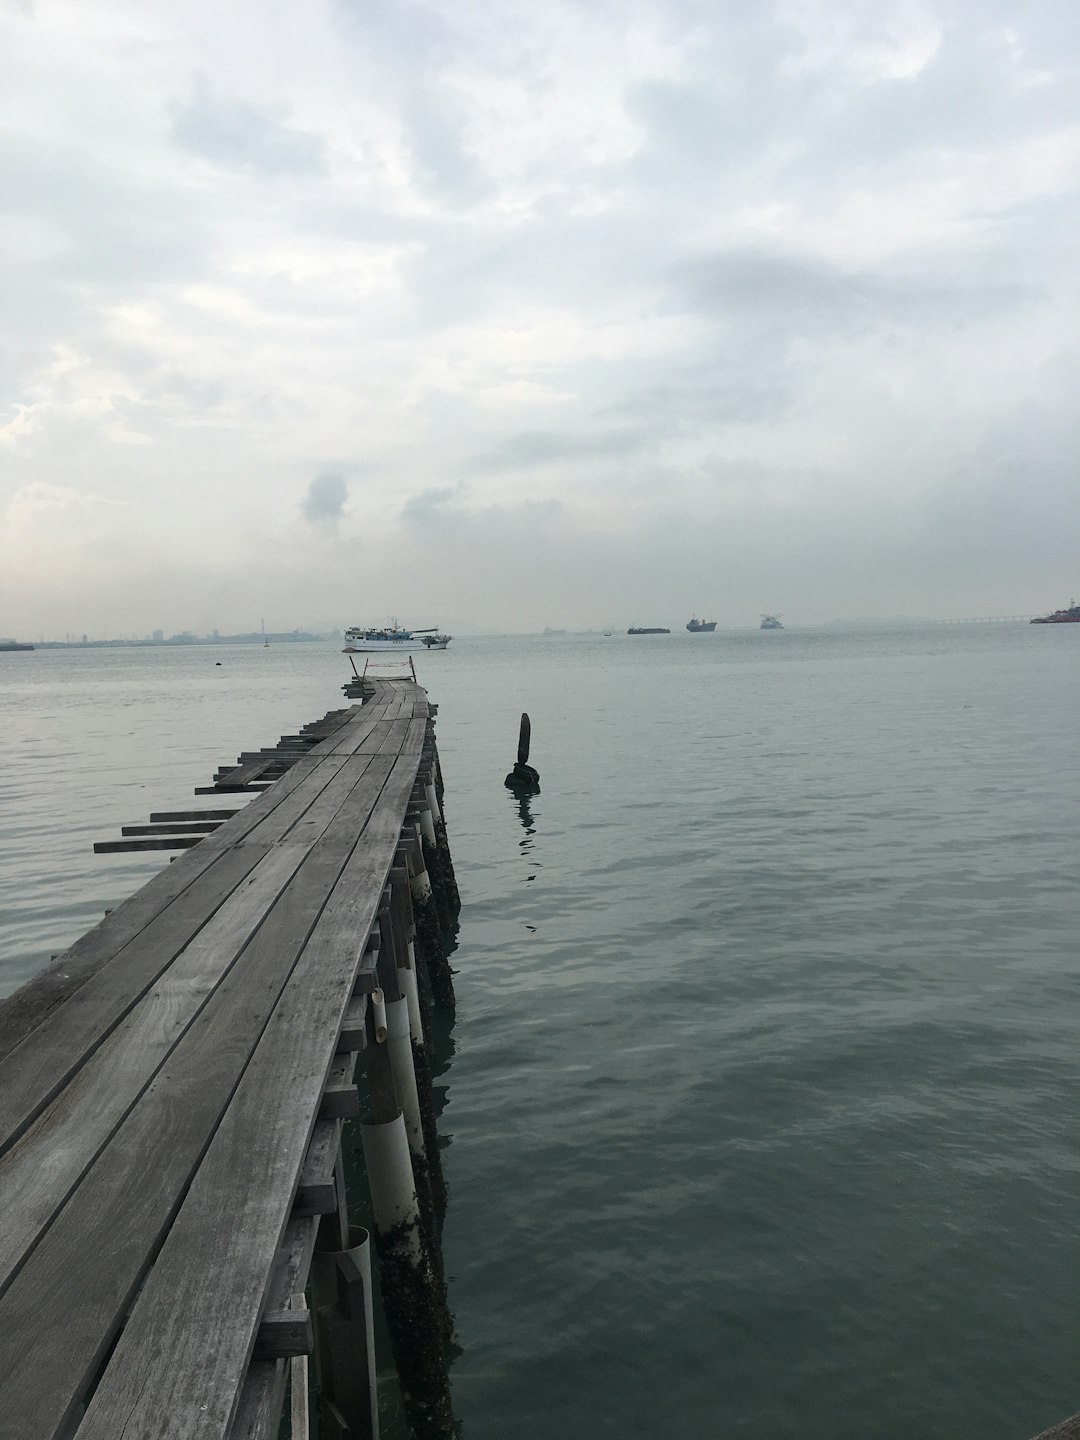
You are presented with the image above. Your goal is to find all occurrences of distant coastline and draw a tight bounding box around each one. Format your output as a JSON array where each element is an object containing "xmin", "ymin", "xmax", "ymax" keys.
[{"xmin": 30, "ymin": 631, "xmax": 326, "ymax": 650}]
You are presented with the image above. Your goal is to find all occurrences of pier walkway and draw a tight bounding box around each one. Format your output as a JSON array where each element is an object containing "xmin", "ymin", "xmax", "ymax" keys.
[{"xmin": 0, "ymin": 680, "xmax": 455, "ymax": 1440}]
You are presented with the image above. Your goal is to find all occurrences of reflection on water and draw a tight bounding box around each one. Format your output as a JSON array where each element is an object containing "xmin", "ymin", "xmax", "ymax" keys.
[{"xmin": 512, "ymin": 788, "xmax": 538, "ymax": 886}]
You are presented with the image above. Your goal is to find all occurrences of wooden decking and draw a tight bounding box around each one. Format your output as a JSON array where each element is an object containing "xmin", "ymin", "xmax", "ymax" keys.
[{"xmin": 0, "ymin": 680, "xmax": 442, "ymax": 1440}]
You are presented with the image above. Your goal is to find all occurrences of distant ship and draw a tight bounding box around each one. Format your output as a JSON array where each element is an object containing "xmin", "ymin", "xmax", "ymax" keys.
[
  {"xmin": 628, "ymin": 626, "xmax": 670, "ymax": 635},
  {"xmin": 686, "ymin": 617, "xmax": 717, "ymax": 632},
  {"xmin": 420, "ymin": 633, "xmax": 452, "ymax": 650},
  {"xmin": 760, "ymin": 614, "xmax": 784, "ymax": 630},
  {"xmin": 1030, "ymin": 599, "xmax": 1080, "ymax": 624},
  {"xmin": 0, "ymin": 638, "xmax": 33, "ymax": 652}
]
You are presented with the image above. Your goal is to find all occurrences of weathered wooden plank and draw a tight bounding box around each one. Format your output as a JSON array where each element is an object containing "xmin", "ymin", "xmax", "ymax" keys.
[
  {"xmin": 252, "ymin": 1310, "xmax": 312, "ymax": 1361},
  {"xmin": 318, "ymin": 1055, "xmax": 360, "ymax": 1121},
  {"xmin": 149, "ymin": 810, "xmax": 240, "ymax": 823},
  {"xmin": 73, "ymin": 733, "xmax": 426, "ymax": 1440},
  {"xmin": 1030, "ymin": 1417, "xmax": 1080, "ymax": 1440},
  {"xmin": 228, "ymin": 1219, "xmax": 319, "ymax": 1440},
  {"xmin": 94, "ymin": 836, "xmax": 204, "ymax": 853},
  {"xmin": 0, "ymin": 749, "xmax": 392, "ymax": 1162},
  {"xmin": 335, "ymin": 994, "xmax": 368, "ymax": 1052},
  {"xmin": 195, "ymin": 783, "xmax": 272, "ymax": 794},
  {"xmin": 0, "ymin": 738, "xmax": 419, "ymax": 1439},
  {"xmin": 293, "ymin": 1119, "xmax": 341, "ymax": 1215},
  {"xmin": 0, "ymin": 842, "xmax": 310, "ymax": 1296},
  {"xmin": 212, "ymin": 760, "xmax": 275, "ymax": 783},
  {"xmin": 121, "ymin": 822, "xmax": 223, "ymax": 836},
  {"xmin": 0, "ymin": 706, "xmax": 394, "ymax": 1062},
  {"xmin": 289, "ymin": 1295, "xmax": 311, "ymax": 1440}
]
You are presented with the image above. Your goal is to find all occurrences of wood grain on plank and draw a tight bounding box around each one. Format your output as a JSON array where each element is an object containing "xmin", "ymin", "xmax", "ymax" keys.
[
  {"xmin": 0, "ymin": 741, "xmax": 420, "ymax": 1438},
  {"xmin": 74, "ymin": 737, "xmax": 425, "ymax": 1440},
  {"xmin": 0, "ymin": 748, "xmax": 394, "ymax": 1159},
  {"xmin": 0, "ymin": 732, "xmax": 364, "ymax": 1062}
]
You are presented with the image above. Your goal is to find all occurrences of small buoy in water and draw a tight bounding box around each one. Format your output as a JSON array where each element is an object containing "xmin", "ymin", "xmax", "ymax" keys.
[{"xmin": 505, "ymin": 712, "xmax": 540, "ymax": 792}]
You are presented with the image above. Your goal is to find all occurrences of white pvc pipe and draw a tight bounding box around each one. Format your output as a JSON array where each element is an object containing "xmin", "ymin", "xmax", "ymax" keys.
[
  {"xmin": 409, "ymin": 866, "xmax": 432, "ymax": 901},
  {"xmin": 418, "ymin": 804, "xmax": 437, "ymax": 846},
  {"xmin": 346, "ymin": 1229, "xmax": 380, "ymax": 1440},
  {"xmin": 385, "ymin": 998, "xmax": 424, "ymax": 1156},
  {"xmin": 425, "ymin": 780, "xmax": 442, "ymax": 824},
  {"xmin": 359, "ymin": 1114, "xmax": 423, "ymax": 1260},
  {"xmin": 370, "ymin": 988, "xmax": 387, "ymax": 1043},
  {"xmin": 398, "ymin": 964, "xmax": 423, "ymax": 1042}
]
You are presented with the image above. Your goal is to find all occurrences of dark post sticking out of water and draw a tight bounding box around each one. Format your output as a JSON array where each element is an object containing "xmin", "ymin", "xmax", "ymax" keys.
[{"xmin": 505, "ymin": 711, "xmax": 540, "ymax": 792}]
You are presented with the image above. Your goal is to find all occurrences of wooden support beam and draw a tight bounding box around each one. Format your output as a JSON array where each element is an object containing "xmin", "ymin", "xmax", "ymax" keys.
[
  {"xmin": 335, "ymin": 995, "xmax": 368, "ymax": 1053},
  {"xmin": 194, "ymin": 784, "xmax": 272, "ymax": 794},
  {"xmin": 121, "ymin": 823, "xmax": 223, "ymax": 836},
  {"xmin": 253, "ymin": 1309, "xmax": 313, "ymax": 1360},
  {"xmin": 93, "ymin": 837, "xmax": 204, "ymax": 853},
  {"xmin": 294, "ymin": 1120, "xmax": 342, "ymax": 1216},
  {"xmin": 319, "ymin": 1056, "xmax": 359, "ymax": 1121},
  {"xmin": 148, "ymin": 810, "xmax": 239, "ymax": 823}
]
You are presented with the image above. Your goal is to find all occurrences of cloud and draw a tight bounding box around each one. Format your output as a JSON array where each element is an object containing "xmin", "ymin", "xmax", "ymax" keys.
[
  {"xmin": 401, "ymin": 486, "xmax": 459, "ymax": 529},
  {"xmin": 475, "ymin": 427, "xmax": 646, "ymax": 472},
  {"xmin": 1, "ymin": 0, "xmax": 1079, "ymax": 634},
  {"xmin": 301, "ymin": 472, "xmax": 349, "ymax": 526},
  {"xmin": 670, "ymin": 249, "xmax": 1040, "ymax": 335},
  {"xmin": 403, "ymin": 92, "xmax": 488, "ymax": 206},
  {"xmin": 170, "ymin": 86, "xmax": 327, "ymax": 176}
]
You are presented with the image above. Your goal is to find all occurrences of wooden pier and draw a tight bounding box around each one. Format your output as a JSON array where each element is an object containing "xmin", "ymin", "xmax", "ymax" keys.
[{"xmin": 0, "ymin": 679, "xmax": 461, "ymax": 1440}]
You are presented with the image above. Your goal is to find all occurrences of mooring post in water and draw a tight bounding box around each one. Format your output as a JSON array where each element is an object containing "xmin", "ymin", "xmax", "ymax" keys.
[{"xmin": 505, "ymin": 711, "xmax": 540, "ymax": 791}]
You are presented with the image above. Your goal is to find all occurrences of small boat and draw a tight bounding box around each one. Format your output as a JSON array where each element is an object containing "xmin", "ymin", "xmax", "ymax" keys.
[
  {"xmin": 760, "ymin": 614, "xmax": 784, "ymax": 630},
  {"xmin": 420, "ymin": 633, "xmax": 452, "ymax": 650},
  {"xmin": 628, "ymin": 626, "xmax": 670, "ymax": 635},
  {"xmin": 343, "ymin": 621, "xmax": 437, "ymax": 653},
  {"xmin": 686, "ymin": 617, "xmax": 717, "ymax": 632},
  {"xmin": 1031, "ymin": 599, "xmax": 1080, "ymax": 624}
]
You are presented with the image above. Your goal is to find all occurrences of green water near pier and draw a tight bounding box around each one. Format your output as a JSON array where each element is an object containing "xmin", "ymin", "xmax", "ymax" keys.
[{"xmin": 1, "ymin": 626, "xmax": 1077, "ymax": 1438}]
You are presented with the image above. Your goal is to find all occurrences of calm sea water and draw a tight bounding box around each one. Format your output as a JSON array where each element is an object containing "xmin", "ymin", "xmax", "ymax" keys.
[{"xmin": 1, "ymin": 627, "xmax": 1078, "ymax": 1439}]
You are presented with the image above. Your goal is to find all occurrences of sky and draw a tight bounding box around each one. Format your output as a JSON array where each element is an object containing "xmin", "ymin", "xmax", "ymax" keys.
[{"xmin": 1, "ymin": 0, "xmax": 1078, "ymax": 637}]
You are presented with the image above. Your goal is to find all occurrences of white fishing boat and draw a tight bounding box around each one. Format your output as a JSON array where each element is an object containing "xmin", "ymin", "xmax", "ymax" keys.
[
  {"xmin": 420, "ymin": 633, "xmax": 452, "ymax": 650},
  {"xmin": 342, "ymin": 621, "xmax": 437, "ymax": 653}
]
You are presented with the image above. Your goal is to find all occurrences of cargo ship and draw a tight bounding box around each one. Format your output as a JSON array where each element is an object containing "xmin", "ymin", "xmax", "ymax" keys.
[
  {"xmin": 0, "ymin": 638, "xmax": 34, "ymax": 652},
  {"xmin": 686, "ymin": 617, "xmax": 717, "ymax": 632},
  {"xmin": 627, "ymin": 626, "xmax": 670, "ymax": 635},
  {"xmin": 1030, "ymin": 599, "xmax": 1080, "ymax": 624},
  {"xmin": 760, "ymin": 614, "xmax": 784, "ymax": 630}
]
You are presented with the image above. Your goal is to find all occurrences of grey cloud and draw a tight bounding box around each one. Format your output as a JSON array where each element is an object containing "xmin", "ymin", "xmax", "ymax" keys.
[
  {"xmin": 607, "ymin": 363, "xmax": 794, "ymax": 434},
  {"xmin": 171, "ymin": 88, "xmax": 327, "ymax": 175},
  {"xmin": 404, "ymin": 93, "xmax": 488, "ymax": 205},
  {"xmin": 302, "ymin": 472, "xmax": 349, "ymax": 526},
  {"xmin": 475, "ymin": 428, "xmax": 646, "ymax": 473},
  {"xmin": 670, "ymin": 250, "xmax": 1041, "ymax": 336},
  {"xmin": 401, "ymin": 486, "xmax": 459, "ymax": 529}
]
